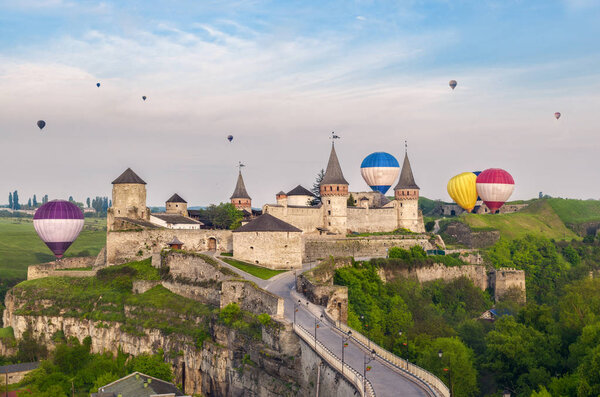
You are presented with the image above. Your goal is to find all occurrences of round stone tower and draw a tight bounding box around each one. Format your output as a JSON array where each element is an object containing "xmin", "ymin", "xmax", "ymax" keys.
[
  {"xmin": 394, "ymin": 151, "xmax": 425, "ymax": 233},
  {"xmin": 108, "ymin": 168, "xmax": 150, "ymax": 230},
  {"xmin": 166, "ymin": 193, "xmax": 188, "ymax": 217},
  {"xmin": 320, "ymin": 143, "xmax": 349, "ymax": 234},
  {"xmin": 230, "ymin": 170, "xmax": 252, "ymax": 211}
]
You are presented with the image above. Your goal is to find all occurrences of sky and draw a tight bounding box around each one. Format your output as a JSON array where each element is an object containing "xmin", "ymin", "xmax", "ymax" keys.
[{"xmin": 1, "ymin": 0, "xmax": 599, "ymax": 207}]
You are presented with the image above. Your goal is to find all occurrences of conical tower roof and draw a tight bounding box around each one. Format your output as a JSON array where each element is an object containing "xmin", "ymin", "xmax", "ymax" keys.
[
  {"xmin": 230, "ymin": 171, "xmax": 251, "ymax": 200},
  {"xmin": 395, "ymin": 153, "xmax": 419, "ymax": 190},
  {"xmin": 112, "ymin": 168, "xmax": 146, "ymax": 184},
  {"xmin": 166, "ymin": 193, "xmax": 187, "ymax": 203},
  {"xmin": 320, "ymin": 144, "xmax": 348, "ymax": 185}
]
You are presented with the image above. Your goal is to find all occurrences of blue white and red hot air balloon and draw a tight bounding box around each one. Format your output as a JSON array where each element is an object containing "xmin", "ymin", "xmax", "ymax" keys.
[
  {"xmin": 476, "ymin": 168, "xmax": 515, "ymax": 213},
  {"xmin": 360, "ymin": 152, "xmax": 400, "ymax": 195},
  {"xmin": 33, "ymin": 200, "xmax": 84, "ymax": 259}
]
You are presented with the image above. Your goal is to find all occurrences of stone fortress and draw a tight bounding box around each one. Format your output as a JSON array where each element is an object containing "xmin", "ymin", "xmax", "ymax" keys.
[{"xmin": 105, "ymin": 142, "xmax": 430, "ymax": 269}]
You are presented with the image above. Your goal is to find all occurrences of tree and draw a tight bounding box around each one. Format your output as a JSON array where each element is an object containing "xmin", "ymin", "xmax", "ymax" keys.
[
  {"xmin": 86, "ymin": 197, "xmax": 91, "ymax": 208},
  {"xmin": 28, "ymin": 198, "xmax": 32, "ymax": 208},
  {"xmin": 347, "ymin": 193, "xmax": 355, "ymax": 207},
  {"xmin": 416, "ymin": 337, "xmax": 479, "ymax": 397},
  {"xmin": 68, "ymin": 196, "xmax": 74, "ymax": 202},
  {"xmin": 33, "ymin": 194, "xmax": 38, "ymax": 207},
  {"xmin": 12, "ymin": 190, "xmax": 19, "ymax": 210},
  {"xmin": 205, "ymin": 203, "xmax": 244, "ymax": 229},
  {"xmin": 128, "ymin": 350, "xmax": 173, "ymax": 382},
  {"xmin": 310, "ymin": 169, "xmax": 325, "ymax": 205},
  {"xmin": 8, "ymin": 192, "xmax": 12, "ymax": 209},
  {"xmin": 42, "ymin": 194, "xmax": 49, "ymax": 204}
]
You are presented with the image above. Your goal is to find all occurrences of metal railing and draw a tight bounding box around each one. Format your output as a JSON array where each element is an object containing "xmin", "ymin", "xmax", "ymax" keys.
[
  {"xmin": 323, "ymin": 311, "xmax": 450, "ymax": 397},
  {"xmin": 293, "ymin": 322, "xmax": 375, "ymax": 397}
]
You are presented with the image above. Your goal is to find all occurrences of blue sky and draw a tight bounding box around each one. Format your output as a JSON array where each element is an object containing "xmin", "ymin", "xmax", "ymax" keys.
[{"xmin": 1, "ymin": 0, "xmax": 599, "ymax": 205}]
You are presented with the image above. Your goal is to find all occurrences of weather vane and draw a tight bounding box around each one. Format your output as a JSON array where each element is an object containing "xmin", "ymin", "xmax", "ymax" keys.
[
  {"xmin": 405, "ymin": 140, "xmax": 408, "ymax": 154},
  {"xmin": 238, "ymin": 161, "xmax": 245, "ymax": 171},
  {"xmin": 330, "ymin": 131, "xmax": 340, "ymax": 140}
]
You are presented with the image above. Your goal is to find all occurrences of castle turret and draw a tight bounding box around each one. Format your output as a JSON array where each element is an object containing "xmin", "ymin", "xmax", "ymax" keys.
[
  {"xmin": 166, "ymin": 193, "xmax": 188, "ymax": 217},
  {"xmin": 276, "ymin": 191, "xmax": 288, "ymax": 206},
  {"xmin": 320, "ymin": 143, "xmax": 349, "ymax": 234},
  {"xmin": 230, "ymin": 170, "xmax": 252, "ymax": 211},
  {"xmin": 394, "ymin": 151, "xmax": 424, "ymax": 232},
  {"xmin": 108, "ymin": 168, "xmax": 150, "ymax": 230}
]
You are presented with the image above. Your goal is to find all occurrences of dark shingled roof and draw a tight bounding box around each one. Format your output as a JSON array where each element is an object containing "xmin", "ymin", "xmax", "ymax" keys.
[
  {"xmin": 111, "ymin": 168, "xmax": 146, "ymax": 185},
  {"xmin": 395, "ymin": 153, "xmax": 420, "ymax": 190},
  {"xmin": 0, "ymin": 362, "xmax": 39, "ymax": 373},
  {"xmin": 114, "ymin": 217, "xmax": 159, "ymax": 229},
  {"xmin": 230, "ymin": 171, "xmax": 251, "ymax": 200},
  {"xmin": 320, "ymin": 144, "xmax": 348, "ymax": 185},
  {"xmin": 152, "ymin": 214, "xmax": 203, "ymax": 225},
  {"xmin": 166, "ymin": 193, "xmax": 187, "ymax": 203},
  {"xmin": 233, "ymin": 213, "xmax": 301, "ymax": 233},
  {"xmin": 276, "ymin": 191, "xmax": 287, "ymax": 196},
  {"xmin": 96, "ymin": 372, "xmax": 185, "ymax": 396},
  {"xmin": 287, "ymin": 185, "xmax": 315, "ymax": 197},
  {"xmin": 168, "ymin": 236, "xmax": 184, "ymax": 245}
]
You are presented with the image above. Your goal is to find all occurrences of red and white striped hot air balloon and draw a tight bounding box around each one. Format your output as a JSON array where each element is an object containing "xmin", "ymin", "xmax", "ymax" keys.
[{"xmin": 476, "ymin": 168, "xmax": 515, "ymax": 214}]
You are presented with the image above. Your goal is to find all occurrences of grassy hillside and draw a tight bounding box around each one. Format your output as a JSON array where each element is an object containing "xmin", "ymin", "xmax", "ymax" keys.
[
  {"xmin": 461, "ymin": 200, "xmax": 578, "ymax": 241},
  {"xmin": 0, "ymin": 217, "xmax": 106, "ymax": 280},
  {"xmin": 544, "ymin": 198, "xmax": 600, "ymax": 224}
]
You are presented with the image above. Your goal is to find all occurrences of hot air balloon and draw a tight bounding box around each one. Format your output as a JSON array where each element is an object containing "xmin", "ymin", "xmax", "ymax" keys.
[
  {"xmin": 142, "ymin": 96, "xmax": 147, "ymax": 101},
  {"xmin": 227, "ymin": 135, "xmax": 233, "ymax": 142},
  {"xmin": 96, "ymin": 82, "xmax": 101, "ymax": 87},
  {"xmin": 360, "ymin": 152, "xmax": 400, "ymax": 195},
  {"xmin": 447, "ymin": 172, "xmax": 478, "ymax": 212},
  {"xmin": 449, "ymin": 80, "xmax": 457, "ymax": 90},
  {"xmin": 33, "ymin": 200, "xmax": 84, "ymax": 259},
  {"xmin": 554, "ymin": 112, "xmax": 561, "ymax": 120},
  {"xmin": 476, "ymin": 168, "xmax": 515, "ymax": 214},
  {"xmin": 37, "ymin": 120, "xmax": 46, "ymax": 130}
]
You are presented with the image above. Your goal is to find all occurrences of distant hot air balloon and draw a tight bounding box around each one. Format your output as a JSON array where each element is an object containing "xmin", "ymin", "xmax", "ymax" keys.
[
  {"xmin": 33, "ymin": 200, "xmax": 84, "ymax": 259},
  {"xmin": 447, "ymin": 172, "xmax": 478, "ymax": 212},
  {"xmin": 96, "ymin": 82, "xmax": 101, "ymax": 87},
  {"xmin": 37, "ymin": 120, "xmax": 46, "ymax": 130},
  {"xmin": 142, "ymin": 96, "xmax": 147, "ymax": 101},
  {"xmin": 360, "ymin": 152, "xmax": 400, "ymax": 195},
  {"xmin": 449, "ymin": 80, "xmax": 457, "ymax": 90},
  {"xmin": 476, "ymin": 168, "xmax": 515, "ymax": 214},
  {"xmin": 227, "ymin": 135, "xmax": 233, "ymax": 142},
  {"xmin": 554, "ymin": 112, "xmax": 561, "ymax": 120}
]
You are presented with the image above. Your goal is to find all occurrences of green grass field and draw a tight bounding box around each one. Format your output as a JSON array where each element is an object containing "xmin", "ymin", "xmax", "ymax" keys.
[
  {"xmin": 545, "ymin": 198, "xmax": 600, "ymax": 224},
  {"xmin": 462, "ymin": 200, "xmax": 579, "ymax": 241},
  {"xmin": 219, "ymin": 257, "xmax": 287, "ymax": 280},
  {"xmin": 0, "ymin": 217, "xmax": 106, "ymax": 280}
]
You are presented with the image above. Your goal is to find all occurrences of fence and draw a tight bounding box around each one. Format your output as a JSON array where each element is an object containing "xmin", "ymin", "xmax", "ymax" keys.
[
  {"xmin": 323, "ymin": 310, "xmax": 450, "ymax": 397},
  {"xmin": 293, "ymin": 322, "xmax": 375, "ymax": 397}
]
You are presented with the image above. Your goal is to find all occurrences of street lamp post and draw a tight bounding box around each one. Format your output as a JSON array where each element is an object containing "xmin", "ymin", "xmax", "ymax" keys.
[
  {"xmin": 438, "ymin": 349, "xmax": 452, "ymax": 397},
  {"xmin": 294, "ymin": 299, "xmax": 300, "ymax": 324},
  {"xmin": 341, "ymin": 330, "xmax": 352, "ymax": 375},
  {"xmin": 314, "ymin": 314, "xmax": 323, "ymax": 348},
  {"xmin": 363, "ymin": 349, "xmax": 376, "ymax": 393},
  {"xmin": 360, "ymin": 315, "xmax": 371, "ymax": 349}
]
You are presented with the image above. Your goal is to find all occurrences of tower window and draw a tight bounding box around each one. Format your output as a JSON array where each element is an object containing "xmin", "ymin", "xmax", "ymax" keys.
[
  {"xmin": 328, "ymin": 200, "xmax": 331, "ymax": 204},
  {"xmin": 328, "ymin": 210, "xmax": 331, "ymax": 215},
  {"xmin": 337, "ymin": 186, "xmax": 339, "ymax": 191}
]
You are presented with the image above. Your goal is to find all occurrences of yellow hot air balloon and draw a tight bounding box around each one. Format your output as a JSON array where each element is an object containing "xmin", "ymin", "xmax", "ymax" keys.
[{"xmin": 447, "ymin": 172, "xmax": 478, "ymax": 213}]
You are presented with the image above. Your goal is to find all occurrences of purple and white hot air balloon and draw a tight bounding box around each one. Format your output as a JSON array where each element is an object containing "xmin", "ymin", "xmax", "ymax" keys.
[{"xmin": 33, "ymin": 200, "xmax": 84, "ymax": 259}]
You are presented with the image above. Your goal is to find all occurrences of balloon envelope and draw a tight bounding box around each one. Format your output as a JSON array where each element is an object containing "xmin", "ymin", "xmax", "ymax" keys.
[
  {"xmin": 142, "ymin": 96, "xmax": 147, "ymax": 101},
  {"xmin": 360, "ymin": 152, "xmax": 400, "ymax": 195},
  {"xmin": 554, "ymin": 112, "xmax": 561, "ymax": 120},
  {"xmin": 227, "ymin": 135, "xmax": 233, "ymax": 142},
  {"xmin": 447, "ymin": 172, "xmax": 478, "ymax": 212},
  {"xmin": 449, "ymin": 80, "xmax": 457, "ymax": 90},
  {"xmin": 33, "ymin": 200, "xmax": 84, "ymax": 259},
  {"xmin": 96, "ymin": 83, "xmax": 100, "ymax": 87},
  {"xmin": 37, "ymin": 120, "xmax": 45, "ymax": 130},
  {"xmin": 476, "ymin": 168, "xmax": 515, "ymax": 213}
]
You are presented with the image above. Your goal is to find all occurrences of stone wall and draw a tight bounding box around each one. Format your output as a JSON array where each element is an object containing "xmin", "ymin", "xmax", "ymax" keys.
[
  {"xmin": 233, "ymin": 231, "xmax": 303, "ymax": 269},
  {"xmin": 378, "ymin": 263, "xmax": 489, "ymax": 290},
  {"xmin": 220, "ymin": 280, "xmax": 284, "ymax": 318},
  {"xmin": 443, "ymin": 222, "xmax": 500, "ymax": 248},
  {"xmin": 489, "ymin": 268, "xmax": 526, "ymax": 302},
  {"xmin": 161, "ymin": 251, "xmax": 235, "ymax": 284},
  {"xmin": 262, "ymin": 205, "xmax": 323, "ymax": 233},
  {"xmin": 346, "ymin": 207, "xmax": 397, "ymax": 233},
  {"xmin": 106, "ymin": 229, "xmax": 233, "ymax": 265},
  {"xmin": 441, "ymin": 203, "xmax": 528, "ymax": 216},
  {"xmin": 162, "ymin": 281, "xmax": 221, "ymax": 307},
  {"xmin": 27, "ymin": 256, "xmax": 98, "ymax": 280},
  {"xmin": 0, "ymin": 367, "xmax": 37, "ymax": 385},
  {"xmin": 132, "ymin": 280, "xmax": 160, "ymax": 294},
  {"xmin": 304, "ymin": 235, "xmax": 434, "ymax": 262},
  {"xmin": 296, "ymin": 274, "xmax": 348, "ymax": 324}
]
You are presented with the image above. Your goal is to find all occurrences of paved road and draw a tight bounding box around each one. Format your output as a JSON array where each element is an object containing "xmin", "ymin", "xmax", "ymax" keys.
[{"xmin": 211, "ymin": 255, "xmax": 431, "ymax": 397}]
